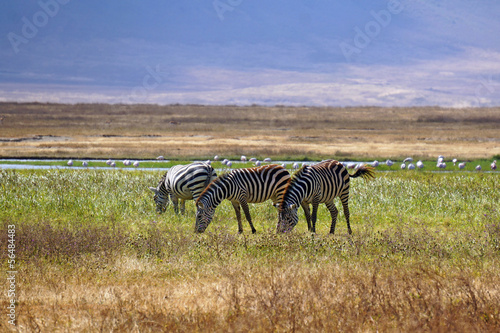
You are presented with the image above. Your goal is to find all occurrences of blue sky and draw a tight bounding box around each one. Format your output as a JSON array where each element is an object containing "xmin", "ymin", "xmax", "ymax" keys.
[{"xmin": 1, "ymin": 0, "xmax": 500, "ymax": 106}]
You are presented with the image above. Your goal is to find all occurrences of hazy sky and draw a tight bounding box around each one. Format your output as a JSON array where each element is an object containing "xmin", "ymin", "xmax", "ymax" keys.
[{"xmin": 1, "ymin": 0, "xmax": 499, "ymax": 106}]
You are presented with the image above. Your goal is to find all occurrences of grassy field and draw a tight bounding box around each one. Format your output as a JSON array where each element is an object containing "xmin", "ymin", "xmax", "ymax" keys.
[
  {"xmin": 1, "ymin": 168, "xmax": 499, "ymax": 332},
  {"xmin": 1, "ymin": 103, "xmax": 499, "ymax": 160}
]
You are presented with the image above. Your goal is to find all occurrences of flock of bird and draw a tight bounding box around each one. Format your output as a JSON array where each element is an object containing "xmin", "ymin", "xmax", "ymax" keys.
[
  {"xmin": 66, "ymin": 155, "xmax": 497, "ymax": 171},
  {"xmin": 66, "ymin": 159, "xmax": 140, "ymax": 167},
  {"xmin": 372, "ymin": 156, "xmax": 497, "ymax": 171}
]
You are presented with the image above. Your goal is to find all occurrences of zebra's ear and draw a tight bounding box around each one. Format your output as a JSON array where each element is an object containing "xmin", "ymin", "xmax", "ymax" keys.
[
  {"xmin": 148, "ymin": 187, "xmax": 157, "ymax": 193},
  {"xmin": 289, "ymin": 204, "xmax": 297, "ymax": 210},
  {"xmin": 197, "ymin": 202, "xmax": 205, "ymax": 210}
]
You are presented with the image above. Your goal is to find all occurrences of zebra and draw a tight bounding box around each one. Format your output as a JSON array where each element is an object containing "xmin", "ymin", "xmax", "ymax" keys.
[
  {"xmin": 277, "ymin": 160, "xmax": 374, "ymax": 234},
  {"xmin": 148, "ymin": 162, "xmax": 217, "ymax": 214},
  {"xmin": 195, "ymin": 164, "xmax": 291, "ymax": 234}
]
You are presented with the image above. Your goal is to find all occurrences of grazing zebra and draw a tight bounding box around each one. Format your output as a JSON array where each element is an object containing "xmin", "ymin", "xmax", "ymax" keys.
[
  {"xmin": 195, "ymin": 164, "xmax": 291, "ymax": 234},
  {"xmin": 149, "ymin": 162, "xmax": 217, "ymax": 214},
  {"xmin": 277, "ymin": 160, "xmax": 374, "ymax": 234}
]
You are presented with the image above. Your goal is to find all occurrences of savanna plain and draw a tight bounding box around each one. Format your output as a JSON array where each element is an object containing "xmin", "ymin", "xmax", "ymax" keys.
[{"xmin": 1, "ymin": 103, "xmax": 500, "ymax": 332}]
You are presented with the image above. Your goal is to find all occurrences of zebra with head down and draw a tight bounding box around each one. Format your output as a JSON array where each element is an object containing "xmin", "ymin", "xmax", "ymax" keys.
[
  {"xmin": 195, "ymin": 164, "xmax": 292, "ymax": 234},
  {"xmin": 149, "ymin": 162, "xmax": 217, "ymax": 214},
  {"xmin": 277, "ymin": 160, "xmax": 374, "ymax": 234}
]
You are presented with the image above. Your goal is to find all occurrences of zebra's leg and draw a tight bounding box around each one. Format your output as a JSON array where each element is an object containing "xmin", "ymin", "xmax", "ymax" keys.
[
  {"xmin": 325, "ymin": 201, "xmax": 339, "ymax": 234},
  {"xmin": 300, "ymin": 202, "xmax": 312, "ymax": 232},
  {"xmin": 180, "ymin": 199, "xmax": 186, "ymax": 215},
  {"xmin": 231, "ymin": 201, "xmax": 244, "ymax": 234},
  {"xmin": 240, "ymin": 200, "xmax": 256, "ymax": 234},
  {"xmin": 340, "ymin": 194, "xmax": 352, "ymax": 235},
  {"xmin": 170, "ymin": 194, "xmax": 179, "ymax": 214},
  {"xmin": 311, "ymin": 200, "xmax": 320, "ymax": 233}
]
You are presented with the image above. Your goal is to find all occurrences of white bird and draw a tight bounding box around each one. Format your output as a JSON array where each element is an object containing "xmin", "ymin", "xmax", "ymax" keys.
[
  {"xmin": 156, "ymin": 156, "xmax": 165, "ymax": 160},
  {"xmin": 214, "ymin": 155, "xmax": 219, "ymax": 161},
  {"xmin": 416, "ymin": 160, "xmax": 424, "ymax": 169},
  {"xmin": 386, "ymin": 159, "xmax": 394, "ymax": 167},
  {"xmin": 241, "ymin": 155, "xmax": 247, "ymax": 162},
  {"xmin": 106, "ymin": 159, "xmax": 113, "ymax": 165},
  {"xmin": 123, "ymin": 160, "xmax": 131, "ymax": 166},
  {"xmin": 437, "ymin": 156, "xmax": 444, "ymax": 164},
  {"xmin": 437, "ymin": 162, "xmax": 446, "ymax": 169},
  {"xmin": 263, "ymin": 158, "xmax": 272, "ymax": 163},
  {"xmin": 255, "ymin": 160, "xmax": 261, "ymax": 166},
  {"xmin": 249, "ymin": 158, "xmax": 257, "ymax": 162},
  {"xmin": 476, "ymin": 165, "xmax": 482, "ymax": 171},
  {"xmin": 82, "ymin": 161, "xmax": 88, "ymax": 167},
  {"xmin": 400, "ymin": 163, "xmax": 406, "ymax": 170},
  {"xmin": 205, "ymin": 160, "xmax": 211, "ymax": 165},
  {"xmin": 222, "ymin": 159, "xmax": 228, "ymax": 165},
  {"xmin": 133, "ymin": 161, "xmax": 140, "ymax": 167},
  {"xmin": 67, "ymin": 160, "xmax": 73, "ymax": 166},
  {"xmin": 227, "ymin": 161, "xmax": 232, "ymax": 168},
  {"xmin": 491, "ymin": 160, "xmax": 497, "ymax": 170},
  {"xmin": 281, "ymin": 163, "xmax": 286, "ymax": 168},
  {"xmin": 403, "ymin": 157, "xmax": 413, "ymax": 163},
  {"xmin": 110, "ymin": 162, "xmax": 116, "ymax": 167},
  {"xmin": 452, "ymin": 158, "xmax": 458, "ymax": 165},
  {"xmin": 408, "ymin": 163, "xmax": 415, "ymax": 170},
  {"xmin": 372, "ymin": 160, "xmax": 379, "ymax": 167},
  {"xmin": 292, "ymin": 162, "xmax": 299, "ymax": 170},
  {"xmin": 458, "ymin": 162, "xmax": 466, "ymax": 169}
]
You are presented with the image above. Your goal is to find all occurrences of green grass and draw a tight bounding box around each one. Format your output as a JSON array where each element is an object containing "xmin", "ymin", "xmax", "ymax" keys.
[
  {"xmin": 1, "ymin": 169, "xmax": 499, "ymax": 331},
  {"xmin": 1, "ymin": 158, "xmax": 497, "ymax": 173},
  {"xmin": 2, "ymin": 168, "xmax": 498, "ymax": 231}
]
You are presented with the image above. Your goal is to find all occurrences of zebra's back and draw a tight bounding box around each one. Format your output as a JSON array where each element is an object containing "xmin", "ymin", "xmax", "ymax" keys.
[
  {"xmin": 283, "ymin": 160, "xmax": 350, "ymax": 206},
  {"xmin": 311, "ymin": 160, "xmax": 350, "ymax": 202},
  {"xmin": 167, "ymin": 162, "xmax": 217, "ymax": 200},
  {"xmin": 235, "ymin": 164, "xmax": 291, "ymax": 203},
  {"xmin": 199, "ymin": 164, "xmax": 290, "ymax": 205}
]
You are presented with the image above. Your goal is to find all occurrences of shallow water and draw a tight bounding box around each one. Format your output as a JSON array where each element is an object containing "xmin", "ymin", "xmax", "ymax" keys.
[
  {"xmin": 0, "ymin": 159, "xmax": 495, "ymax": 173},
  {"xmin": 0, "ymin": 159, "xmax": 363, "ymax": 171}
]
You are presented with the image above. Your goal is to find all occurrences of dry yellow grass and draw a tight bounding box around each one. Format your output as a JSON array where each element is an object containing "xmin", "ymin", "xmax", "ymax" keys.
[
  {"xmin": 7, "ymin": 257, "xmax": 499, "ymax": 332},
  {"xmin": 1, "ymin": 103, "xmax": 499, "ymax": 159}
]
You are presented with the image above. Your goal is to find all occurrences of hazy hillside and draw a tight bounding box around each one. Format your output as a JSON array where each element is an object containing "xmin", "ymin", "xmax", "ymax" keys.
[{"xmin": 1, "ymin": 0, "xmax": 499, "ymax": 106}]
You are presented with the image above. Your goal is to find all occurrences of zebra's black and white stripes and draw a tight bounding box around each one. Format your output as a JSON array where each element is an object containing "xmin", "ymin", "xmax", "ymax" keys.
[
  {"xmin": 195, "ymin": 164, "xmax": 291, "ymax": 233},
  {"xmin": 149, "ymin": 162, "xmax": 217, "ymax": 214},
  {"xmin": 277, "ymin": 160, "xmax": 374, "ymax": 234}
]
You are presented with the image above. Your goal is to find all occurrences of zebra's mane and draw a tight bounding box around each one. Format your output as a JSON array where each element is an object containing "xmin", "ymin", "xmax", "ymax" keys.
[
  {"xmin": 156, "ymin": 172, "xmax": 167, "ymax": 189},
  {"xmin": 290, "ymin": 164, "xmax": 308, "ymax": 182},
  {"xmin": 280, "ymin": 165, "xmax": 308, "ymax": 206}
]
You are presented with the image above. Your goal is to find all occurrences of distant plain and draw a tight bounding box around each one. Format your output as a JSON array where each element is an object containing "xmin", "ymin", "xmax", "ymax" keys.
[{"xmin": 1, "ymin": 103, "xmax": 499, "ymax": 160}]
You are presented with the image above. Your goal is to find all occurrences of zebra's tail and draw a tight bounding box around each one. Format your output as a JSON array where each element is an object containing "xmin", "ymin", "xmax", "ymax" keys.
[{"xmin": 349, "ymin": 164, "xmax": 375, "ymax": 180}]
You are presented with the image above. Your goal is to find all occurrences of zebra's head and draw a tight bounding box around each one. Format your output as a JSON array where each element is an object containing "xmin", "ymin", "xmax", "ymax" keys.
[
  {"xmin": 148, "ymin": 175, "xmax": 169, "ymax": 213},
  {"xmin": 195, "ymin": 200, "xmax": 215, "ymax": 233},
  {"xmin": 276, "ymin": 203, "xmax": 299, "ymax": 233}
]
